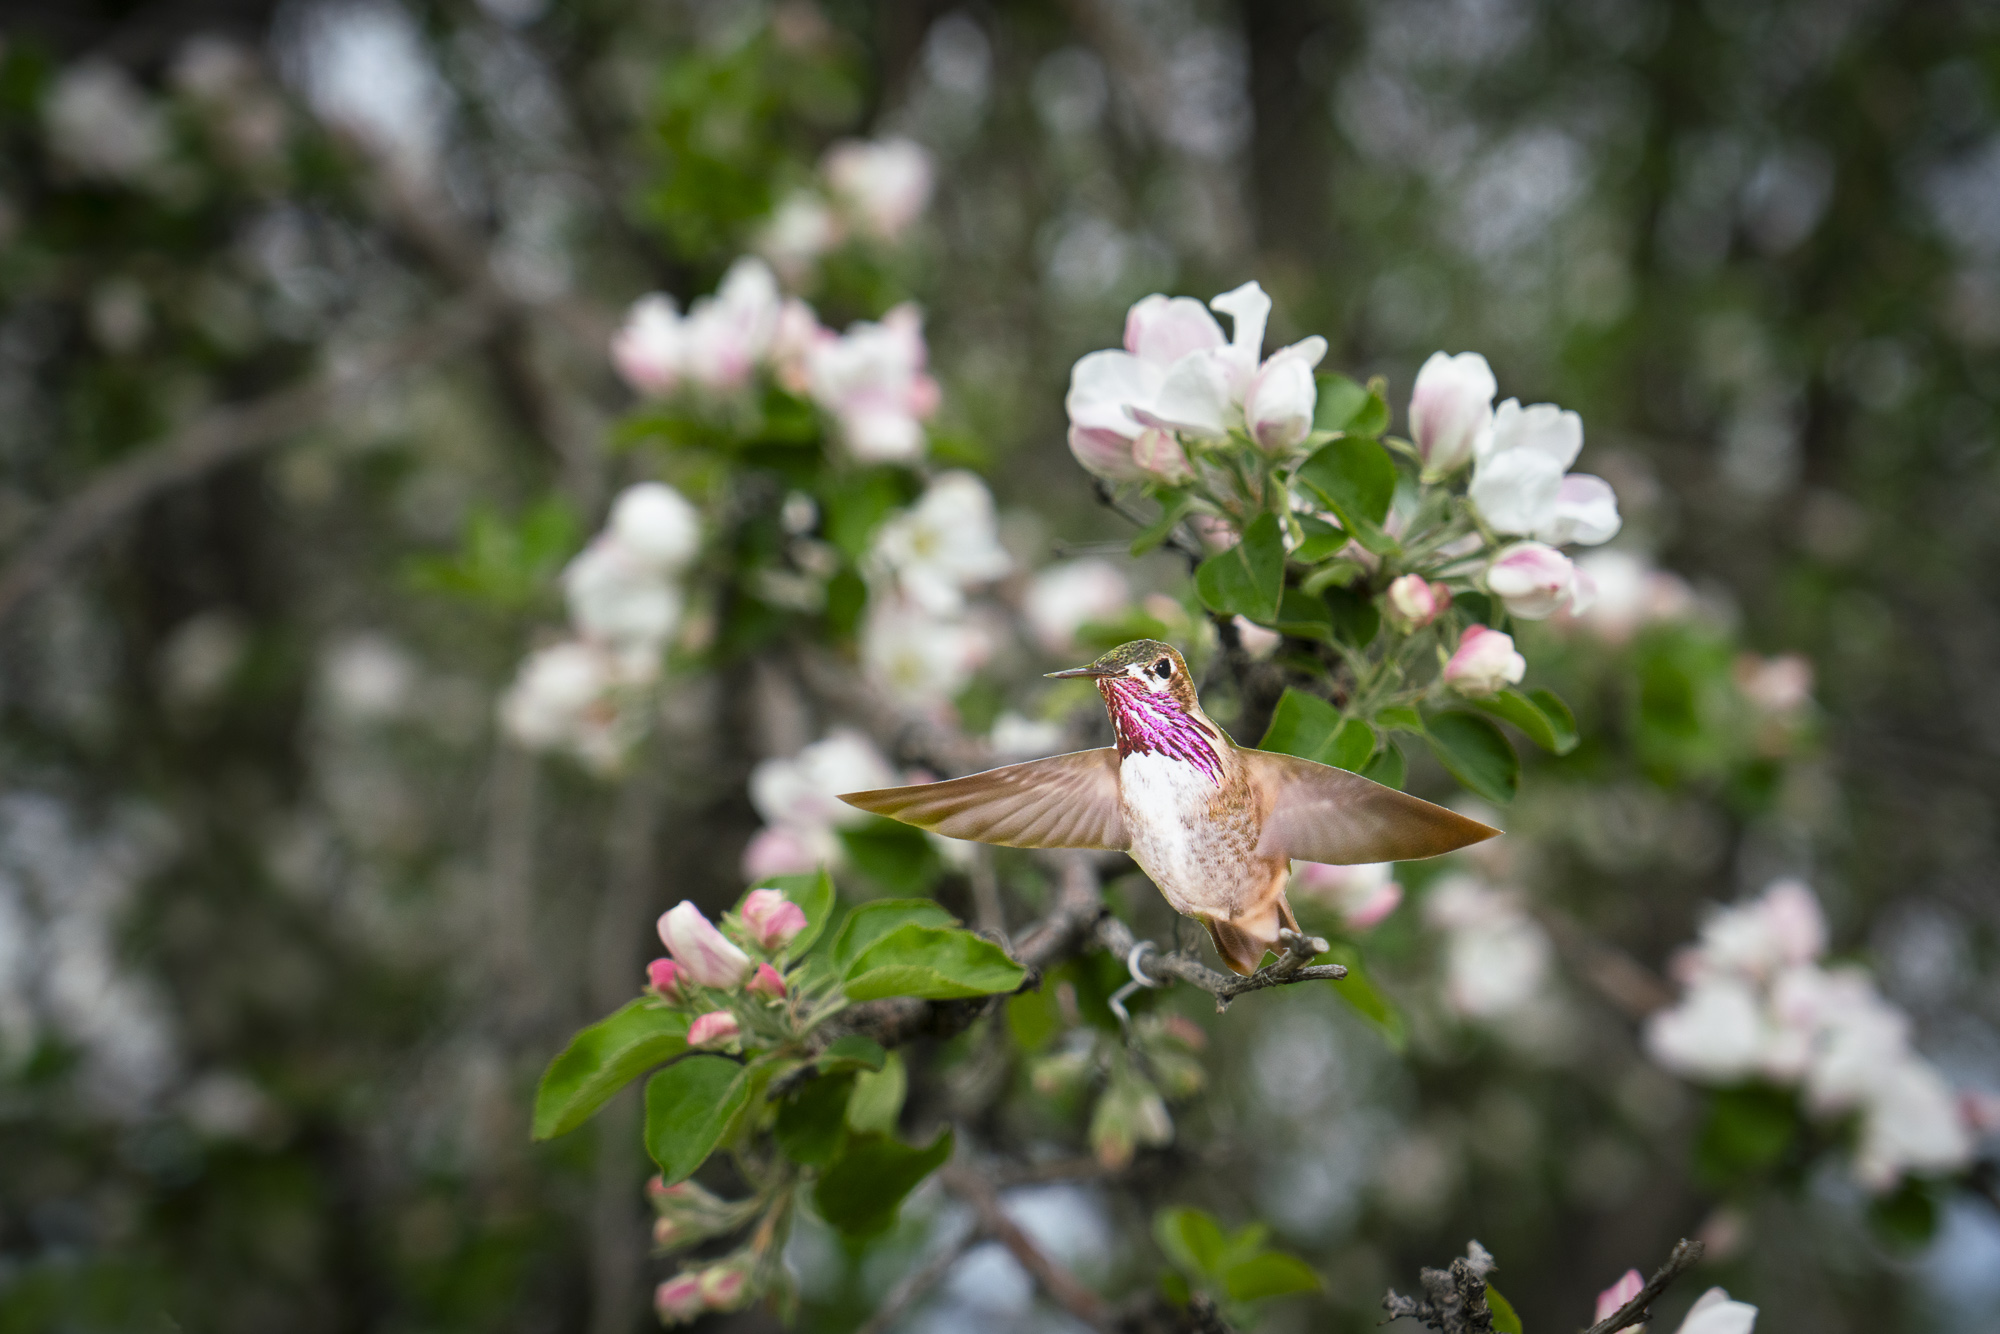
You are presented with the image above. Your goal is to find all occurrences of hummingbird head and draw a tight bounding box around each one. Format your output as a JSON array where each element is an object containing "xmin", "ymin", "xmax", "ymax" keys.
[{"xmin": 1049, "ymin": 641, "xmax": 1223, "ymax": 779}]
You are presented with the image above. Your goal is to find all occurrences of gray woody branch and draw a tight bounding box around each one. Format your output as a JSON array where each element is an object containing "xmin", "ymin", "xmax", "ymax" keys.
[{"xmin": 1382, "ymin": 1238, "xmax": 1706, "ymax": 1334}]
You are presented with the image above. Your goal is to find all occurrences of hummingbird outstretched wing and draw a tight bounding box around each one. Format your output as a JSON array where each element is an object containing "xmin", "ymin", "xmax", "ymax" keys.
[
  {"xmin": 1246, "ymin": 751, "xmax": 1499, "ymax": 865},
  {"xmin": 838, "ymin": 749, "xmax": 1127, "ymax": 850}
]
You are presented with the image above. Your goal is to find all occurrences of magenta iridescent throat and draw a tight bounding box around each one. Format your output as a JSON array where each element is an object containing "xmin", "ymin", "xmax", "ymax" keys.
[{"xmin": 1100, "ymin": 677, "xmax": 1224, "ymax": 785}]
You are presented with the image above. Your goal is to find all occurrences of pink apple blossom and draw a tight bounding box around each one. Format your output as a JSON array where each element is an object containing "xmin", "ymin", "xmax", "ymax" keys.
[
  {"xmin": 1485, "ymin": 541, "xmax": 1589, "ymax": 620},
  {"xmin": 740, "ymin": 825, "xmax": 820, "ymax": 881},
  {"xmin": 822, "ymin": 137, "xmax": 934, "ymax": 241},
  {"xmin": 808, "ymin": 303, "xmax": 940, "ymax": 462},
  {"xmin": 1468, "ymin": 398, "xmax": 1621, "ymax": 546},
  {"xmin": 1443, "ymin": 625, "xmax": 1526, "ymax": 698},
  {"xmin": 655, "ymin": 1274, "xmax": 704, "ymax": 1322},
  {"xmin": 657, "ymin": 902, "xmax": 752, "ymax": 988},
  {"xmin": 1292, "ymin": 861, "xmax": 1403, "ymax": 930},
  {"xmin": 696, "ymin": 1263, "xmax": 750, "ymax": 1309},
  {"xmin": 1594, "ymin": 1270, "xmax": 1644, "ymax": 1323},
  {"xmin": 741, "ymin": 888, "xmax": 807, "ymax": 950},
  {"xmin": 747, "ymin": 963, "xmax": 788, "ymax": 999},
  {"xmin": 611, "ymin": 294, "xmax": 685, "ymax": 397}
]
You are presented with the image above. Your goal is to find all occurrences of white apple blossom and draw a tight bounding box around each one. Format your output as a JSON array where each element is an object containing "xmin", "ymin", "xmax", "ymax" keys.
[
  {"xmin": 1468, "ymin": 399, "xmax": 1622, "ymax": 546},
  {"xmin": 1734, "ymin": 653, "xmax": 1813, "ymax": 715},
  {"xmin": 562, "ymin": 539, "xmax": 684, "ymax": 658},
  {"xmin": 1561, "ymin": 549, "xmax": 1695, "ymax": 643},
  {"xmin": 1424, "ymin": 877, "xmax": 1553, "ymax": 1019},
  {"xmin": 1408, "ymin": 351, "xmax": 1495, "ymax": 479},
  {"xmin": 681, "ymin": 257, "xmax": 783, "ymax": 393},
  {"xmin": 1642, "ymin": 975, "xmax": 1773, "ymax": 1082},
  {"xmin": 869, "ymin": 472, "xmax": 1012, "ymax": 616},
  {"xmin": 1023, "ymin": 559, "xmax": 1131, "ymax": 654},
  {"xmin": 46, "ymin": 63, "xmax": 171, "ymax": 186},
  {"xmin": 1484, "ymin": 541, "xmax": 1593, "ymax": 620},
  {"xmin": 1675, "ymin": 1289, "xmax": 1758, "ymax": 1334},
  {"xmin": 860, "ymin": 597, "xmax": 994, "ymax": 706},
  {"xmin": 821, "ymin": 137, "xmax": 934, "ymax": 241},
  {"xmin": 497, "ymin": 640, "xmax": 640, "ymax": 772},
  {"xmin": 1135, "ymin": 282, "xmax": 1327, "ymax": 445},
  {"xmin": 608, "ymin": 482, "xmax": 701, "ymax": 573},
  {"xmin": 757, "ymin": 191, "xmax": 842, "ymax": 281},
  {"xmin": 610, "ymin": 294, "xmax": 685, "ymax": 397},
  {"xmin": 808, "ymin": 303, "xmax": 941, "ymax": 462},
  {"xmin": 741, "ymin": 730, "xmax": 900, "ymax": 880}
]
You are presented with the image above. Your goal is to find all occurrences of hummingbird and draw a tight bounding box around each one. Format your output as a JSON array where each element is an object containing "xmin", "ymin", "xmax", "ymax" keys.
[{"xmin": 840, "ymin": 639, "xmax": 1498, "ymax": 976}]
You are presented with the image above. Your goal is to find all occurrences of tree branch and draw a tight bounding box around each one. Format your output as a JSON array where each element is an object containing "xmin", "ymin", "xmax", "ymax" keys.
[
  {"xmin": 939, "ymin": 1164, "xmax": 1110, "ymax": 1331},
  {"xmin": 0, "ymin": 293, "xmax": 502, "ymax": 630},
  {"xmin": 1093, "ymin": 907, "xmax": 1344, "ymax": 1013},
  {"xmin": 855, "ymin": 1213, "xmax": 979, "ymax": 1334},
  {"xmin": 1382, "ymin": 1240, "xmax": 1499, "ymax": 1334},
  {"xmin": 1580, "ymin": 1239, "xmax": 1705, "ymax": 1334}
]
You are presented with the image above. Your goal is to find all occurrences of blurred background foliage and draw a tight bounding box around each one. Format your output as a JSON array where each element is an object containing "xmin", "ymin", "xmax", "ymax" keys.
[{"xmin": 0, "ymin": 0, "xmax": 1998, "ymax": 1332}]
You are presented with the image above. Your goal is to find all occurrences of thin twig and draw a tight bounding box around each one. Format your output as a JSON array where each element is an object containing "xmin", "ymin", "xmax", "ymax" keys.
[
  {"xmin": 855, "ymin": 1214, "xmax": 979, "ymax": 1334},
  {"xmin": 1579, "ymin": 1239, "xmax": 1706, "ymax": 1334},
  {"xmin": 0, "ymin": 294, "xmax": 501, "ymax": 629},
  {"xmin": 939, "ymin": 1165, "xmax": 1109, "ymax": 1331},
  {"xmin": 1095, "ymin": 910, "xmax": 1345, "ymax": 1013}
]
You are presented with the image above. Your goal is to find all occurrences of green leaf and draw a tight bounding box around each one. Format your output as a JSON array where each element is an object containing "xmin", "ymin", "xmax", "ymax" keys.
[
  {"xmin": 1311, "ymin": 373, "xmax": 1369, "ymax": 433},
  {"xmin": 1322, "ymin": 584, "xmax": 1379, "ymax": 648},
  {"xmin": 1291, "ymin": 515, "xmax": 1346, "ymax": 562},
  {"xmin": 1154, "ymin": 1207, "xmax": 1228, "ymax": 1278},
  {"xmin": 1270, "ymin": 587, "xmax": 1334, "ymax": 642},
  {"xmin": 1374, "ymin": 705, "xmax": 1424, "ymax": 733},
  {"xmin": 774, "ymin": 1072, "xmax": 854, "ymax": 1167},
  {"xmin": 1223, "ymin": 1252, "xmax": 1322, "ymax": 1303},
  {"xmin": 1327, "ymin": 719, "xmax": 1376, "ymax": 772},
  {"xmin": 817, "ymin": 1034, "xmax": 887, "ymax": 1074},
  {"xmin": 813, "ymin": 1128, "xmax": 954, "ymax": 1237},
  {"xmin": 533, "ymin": 1002, "xmax": 690, "ymax": 1140},
  {"xmin": 1473, "ymin": 689, "xmax": 1567, "ymax": 755},
  {"xmin": 743, "ymin": 869, "xmax": 837, "ymax": 955},
  {"xmin": 643, "ymin": 1056, "xmax": 751, "ymax": 1184},
  {"xmin": 1347, "ymin": 388, "xmax": 1391, "ymax": 438},
  {"xmin": 1257, "ymin": 688, "xmax": 1343, "ymax": 761},
  {"xmin": 1486, "ymin": 1284, "xmax": 1525, "ymax": 1334},
  {"xmin": 1695, "ymin": 1084, "xmax": 1798, "ymax": 1186},
  {"xmin": 1867, "ymin": 1178, "xmax": 1941, "ymax": 1249},
  {"xmin": 1130, "ymin": 491, "xmax": 1193, "ymax": 557},
  {"xmin": 1528, "ymin": 688, "xmax": 1579, "ymax": 754},
  {"xmin": 1297, "ymin": 437, "xmax": 1397, "ymax": 533},
  {"xmin": 822, "ymin": 469, "xmax": 916, "ymax": 561},
  {"xmin": 845, "ymin": 1051, "xmax": 906, "ymax": 1133},
  {"xmin": 1361, "ymin": 741, "xmax": 1405, "ymax": 789},
  {"xmin": 829, "ymin": 900, "xmax": 957, "ymax": 973},
  {"xmin": 837, "ymin": 819, "xmax": 942, "ymax": 895},
  {"xmin": 1194, "ymin": 514, "xmax": 1285, "ymax": 623},
  {"xmin": 1424, "ymin": 711, "xmax": 1520, "ymax": 804},
  {"xmin": 1322, "ymin": 943, "xmax": 1405, "ymax": 1049},
  {"xmin": 842, "ymin": 924, "xmax": 1028, "ymax": 1001}
]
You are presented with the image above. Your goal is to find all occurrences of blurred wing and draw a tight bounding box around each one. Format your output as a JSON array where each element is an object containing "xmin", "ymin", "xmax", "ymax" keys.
[
  {"xmin": 839, "ymin": 749, "xmax": 1127, "ymax": 850},
  {"xmin": 1247, "ymin": 750, "xmax": 1498, "ymax": 864}
]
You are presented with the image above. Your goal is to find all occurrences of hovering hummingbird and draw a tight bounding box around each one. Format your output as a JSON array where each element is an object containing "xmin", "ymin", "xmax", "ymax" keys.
[{"xmin": 840, "ymin": 639, "xmax": 1498, "ymax": 976}]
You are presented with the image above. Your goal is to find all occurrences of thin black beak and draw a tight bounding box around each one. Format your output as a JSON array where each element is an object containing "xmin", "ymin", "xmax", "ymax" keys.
[{"xmin": 1045, "ymin": 666, "xmax": 1112, "ymax": 679}]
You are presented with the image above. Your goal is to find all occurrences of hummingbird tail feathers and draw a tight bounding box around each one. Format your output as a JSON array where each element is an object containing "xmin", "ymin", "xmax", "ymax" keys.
[{"xmin": 1204, "ymin": 891, "xmax": 1298, "ymax": 977}]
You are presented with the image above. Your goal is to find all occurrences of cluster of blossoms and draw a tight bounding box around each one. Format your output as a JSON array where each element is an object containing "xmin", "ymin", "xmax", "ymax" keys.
[
  {"xmin": 642, "ymin": 893, "xmax": 812, "ymax": 1325},
  {"xmin": 499, "ymin": 483, "xmax": 701, "ymax": 771},
  {"xmin": 612, "ymin": 256, "xmax": 940, "ymax": 463},
  {"xmin": 1289, "ymin": 860, "xmax": 1403, "ymax": 933},
  {"xmin": 757, "ymin": 136, "xmax": 935, "ymax": 281},
  {"xmin": 860, "ymin": 471, "xmax": 1013, "ymax": 706},
  {"xmin": 1644, "ymin": 880, "xmax": 1995, "ymax": 1191},
  {"xmin": 741, "ymin": 730, "xmax": 899, "ymax": 881}
]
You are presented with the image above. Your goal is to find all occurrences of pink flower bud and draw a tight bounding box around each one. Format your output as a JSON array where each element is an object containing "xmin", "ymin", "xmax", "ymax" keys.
[
  {"xmin": 655, "ymin": 1274, "xmax": 705, "ymax": 1323},
  {"xmin": 1485, "ymin": 541, "xmax": 1583, "ymax": 620},
  {"xmin": 1383, "ymin": 574, "xmax": 1450, "ymax": 632},
  {"xmin": 653, "ymin": 1215, "xmax": 685, "ymax": 1247},
  {"xmin": 747, "ymin": 963, "xmax": 788, "ymax": 999},
  {"xmin": 698, "ymin": 1264, "xmax": 749, "ymax": 1309},
  {"xmin": 741, "ymin": 888, "xmax": 808, "ymax": 951},
  {"xmin": 658, "ymin": 902, "xmax": 752, "ymax": 989},
  {"xmin": 1444, "ymin": 625, "xmax": 1526, "ymax": 698},
  {"xmin": 646, "ymin": 957, "xmax": 686, "ymax": 998},
  {"xmin": 688, "ymin": 1010, "xmax": 741, "ymax": 1048},
  {"xmin": 1595, "ymin": 1270, "xmax": 1645, "ymax": 1323}
]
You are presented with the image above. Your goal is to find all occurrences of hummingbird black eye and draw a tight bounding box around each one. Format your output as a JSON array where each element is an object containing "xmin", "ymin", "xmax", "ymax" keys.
[{"xmin": 1153, "ymin": 659, "xmax": 1173, "ymax": 679}]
